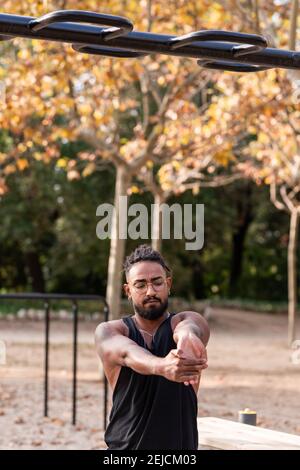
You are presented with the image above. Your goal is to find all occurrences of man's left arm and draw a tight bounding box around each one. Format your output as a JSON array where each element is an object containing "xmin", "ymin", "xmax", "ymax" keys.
[
  {"xmin": 173, "ymin": 310, "xmax": 210, "ymax": 361},
  {"xmin": 172, "ymin": 311, "xmax": 210, "ymax": 386}
]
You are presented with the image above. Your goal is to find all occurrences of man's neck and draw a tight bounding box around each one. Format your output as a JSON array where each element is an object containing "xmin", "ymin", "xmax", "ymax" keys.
[{"xmin": 133, "ymin": 310, "xmax": 170, "ymax": 334}]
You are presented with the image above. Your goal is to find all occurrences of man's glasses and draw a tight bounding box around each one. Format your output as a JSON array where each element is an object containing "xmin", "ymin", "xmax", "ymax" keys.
[{"xmin": 130, "ymin": 277, "xmax": 167, "ymax": 294}]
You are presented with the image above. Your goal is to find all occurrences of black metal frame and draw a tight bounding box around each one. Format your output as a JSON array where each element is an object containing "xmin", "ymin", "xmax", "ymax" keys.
[
  {"xmin": 0, "ymin": 10, "xmax": 300, "ymax": 72},
  {"xmin": 0, "ymin": 293, "xmax": 109, "ymax": 429}
]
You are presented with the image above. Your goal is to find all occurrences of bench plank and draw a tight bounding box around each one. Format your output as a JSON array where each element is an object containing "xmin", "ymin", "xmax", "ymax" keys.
[{"xmin": 197, "ymin": 417, "xmax": 300, "ymax": 450}]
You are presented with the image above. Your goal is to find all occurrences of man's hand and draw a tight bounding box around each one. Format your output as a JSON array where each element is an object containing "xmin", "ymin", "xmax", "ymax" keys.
[
  {"xmin": 175, "ymin": 332, "xmax": 208, "ymax": 386},
  {"xmin": 154, "ymin": 349, "xmax": 207, "ymax": 384},
  {"xmin": 172, "ymin": 311, "xmax": 209, "ymax": 387},
  {"xmin": 177, "ymin": 331, "xmax": 207, "ymax": 361}
]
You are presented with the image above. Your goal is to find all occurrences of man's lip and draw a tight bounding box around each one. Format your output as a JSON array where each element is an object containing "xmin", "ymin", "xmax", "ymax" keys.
[{"xmin": 144, "ymin": 299, "xmax": 160, "ymax": 304}]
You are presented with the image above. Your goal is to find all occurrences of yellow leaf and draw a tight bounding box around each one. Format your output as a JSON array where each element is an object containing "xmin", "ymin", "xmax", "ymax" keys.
[
  {"xmin": 79, "ymin": 104, "xmax": 92, "ymax": 116},
  {"xmin": 17, "ymin": 143, "xmax": 27, "ymax": 153},
  {"xmin": 180, "ymin": 135, "xmax": 190, "ymax": 145},
  {"xmin": 0, "ymin": 178, "xmax": 8, "ymax": 195},
  {"xmin": 56, "ymin": 158, "xmax": 68, "ymax": 168},
  {"xmin": 130, "ymin": 185, "xmax": 140, "ymax": 194},
  {"xmin": 258, "ymin": 132, "xmax": 270, "ymax": 145},
  {"xmin": 157, "ymin": 76, "xmax": 165, "ymax": 86},
  {"xmin": 82, "ymin": 163, "xmax": 96, "ymax": 177},
  {"xmin": 33, "ymin": 152, "xmax": 43, "ymax": 161},
  {"xmin": 0, "ymin": 152, "xmax": 7, "ymax": 163},
  {"xmin": 214, "ymin": 149, "xmax": 234, "ymax": 166},
  {"xmin": 93, "ymin": 110, "xmax": 103, "ymax": 121},
  {"xmin": 264, "ymin": 176, "xmax": 273, "ymax": 185},
  {"xmin": 17, "ymin": 49, "xmax": 30, "ymax": 60},
  {"xmin": 4, "ymin": 164, "xmax": 16, "ymax": 175},
  {"xmin": 16, "ymin": 158, "xmax": 29, "ymax": 171}
]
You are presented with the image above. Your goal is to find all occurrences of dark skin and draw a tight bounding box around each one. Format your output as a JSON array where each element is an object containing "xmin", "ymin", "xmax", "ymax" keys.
[{"xmin": 95, "ymin": 261, "xmax": 210, "ymax": 395}]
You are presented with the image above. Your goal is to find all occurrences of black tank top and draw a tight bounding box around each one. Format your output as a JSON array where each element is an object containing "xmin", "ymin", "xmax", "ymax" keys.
[{"xmin": 104, "ymin": 313, "xmax": 198, "ymax": 450}]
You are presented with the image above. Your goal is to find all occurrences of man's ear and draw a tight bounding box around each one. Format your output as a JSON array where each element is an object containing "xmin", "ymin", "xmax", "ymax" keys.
[
  {"xmin": 123, "ymin": 283, "xmax": 131, "ymax": 299},
  {"xmin": 166, "ymin": 277, "xmax": 172, "ymax": 292}
]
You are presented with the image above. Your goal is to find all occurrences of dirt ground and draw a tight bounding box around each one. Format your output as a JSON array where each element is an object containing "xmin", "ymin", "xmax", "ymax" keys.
[{"xmin": 0, "ymin": 308, "xmax": 300, "ymax": 450}]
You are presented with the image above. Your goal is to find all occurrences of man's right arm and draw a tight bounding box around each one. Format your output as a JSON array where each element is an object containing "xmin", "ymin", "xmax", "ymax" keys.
[
  {"xmin": 95, "ymin": 320, "xmax": 206, "ymax": 383},
  {"xmin": 95, "ymin": 320, "xmax": 161, "ymax": 376}
]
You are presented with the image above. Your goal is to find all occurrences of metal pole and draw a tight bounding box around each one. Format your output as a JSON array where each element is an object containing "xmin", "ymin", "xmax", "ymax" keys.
[
  {"xmin": 44, "ymin": 300, "xmax": 50, "ymax": 418},
  {"xmin": 103, "ymin": 304, "xmax": 109, "ymax": 431},
  {"xmin": 72, "ymin": 301, "xmax": 78, "ymax": 426},
  {"xmin": 0, "ymin": 293, "xmax": 108, "ymax": 425},
  {"xmin": 0, "ymin": 12, "xmax": 300, "ymax": 70}
]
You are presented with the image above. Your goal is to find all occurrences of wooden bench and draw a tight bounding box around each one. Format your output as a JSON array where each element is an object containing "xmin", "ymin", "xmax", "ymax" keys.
[{"xmin": 197, "ymin": 417, "xmax": 300, "ymax": 450}]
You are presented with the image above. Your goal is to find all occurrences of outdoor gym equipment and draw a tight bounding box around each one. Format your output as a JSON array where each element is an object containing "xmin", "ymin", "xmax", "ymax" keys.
[{"xmin": 0, "ymin": 9, "xmax": 300, "ymax": 72}]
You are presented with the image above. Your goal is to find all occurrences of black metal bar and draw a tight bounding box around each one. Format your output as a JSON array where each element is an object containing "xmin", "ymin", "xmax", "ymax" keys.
[
  {"xmin": 28, "ymin": 10, "xmax": 133, "ymax": 41},
  {"xmin": 44, "ymin": 300, "xmax": 50, "ymax": 418},
  {"xmin": 72, "ymin": 44, "xmax": 149, "ymax": 58},
  {"xmin": 0, "ymin": 34, "xmax": 12, "ymax": 41},
  {"xmin": 197, "ymin": 59, "xmax": 273, "ymax": 73},
  {"xmin": 103, "ymin": 304, "xmax": 109, "ymax": 431},
  {"xmin": 72, "ymin": 300, "xmax": 78, "ymax": 426},
  {"xmin": 0, "ymin": 292, "xmax": 109, "ymax": 429},
  {"xmin": 168, "ymin": 30, "xmax": 268, "ymax": 56},
  {"xmin": 0, "ymin": 293, "xmax": 105, "ymax": 300},
  {"xmin": 0, "ymin": 12, "xmax": 300, "ymax": 70}
]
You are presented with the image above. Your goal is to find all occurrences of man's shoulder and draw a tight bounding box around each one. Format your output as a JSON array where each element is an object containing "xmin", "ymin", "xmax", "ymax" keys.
[{"xmin": 95, "ymin": 317, "xmax": 129, "ymax": 340}]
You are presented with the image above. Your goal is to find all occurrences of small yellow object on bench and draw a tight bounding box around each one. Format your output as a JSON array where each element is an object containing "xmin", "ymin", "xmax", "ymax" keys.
[
  {"xmin": 238, "ymin": 408, "xmax": 257, "ymax": 426},
  {"xmin": 197, "ymin": 417, "xmax": 300, "ymax": 450}
]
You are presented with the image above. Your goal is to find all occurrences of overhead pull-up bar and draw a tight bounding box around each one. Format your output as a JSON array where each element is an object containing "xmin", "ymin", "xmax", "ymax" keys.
[{"xmin": 0, "ymin": 10, "xmax": 300, "ymax": 72}]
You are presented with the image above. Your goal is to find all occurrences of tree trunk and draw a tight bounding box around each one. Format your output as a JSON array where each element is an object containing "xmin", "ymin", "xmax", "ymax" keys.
[
  {"xmin": 229, "ymin": 222, "xmax": 250, "ymax": 295},
  {"xmin": 288, "ymin": 0, "xmax": 300, "ymax": 81},
  {"xmin": 151, "ymin": 191, "xmax": 166, "ymax": 252},
  {"xmin": 106, "ymin": 164, "xmax": 131, "ymax": 320},
  {"xmin": 192, "ymin": 256, "xmax": 205, "ymax": 299},
  {"xmin": 229, "ymin": 184, "xmax": 253, "ymax": 296},
  {"xmin": 24, "ymin": 251, "xmax": 45, "ymax": 292},
  {"xmin": 289, "ymin": 0, "xmax": 299, "ymax": 50},
  {"xmin": 288, "ymin": 209, "xmax": 299, "ymax": 345}
]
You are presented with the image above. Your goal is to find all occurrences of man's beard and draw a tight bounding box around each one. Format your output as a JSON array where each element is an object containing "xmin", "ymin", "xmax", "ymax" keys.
[{"xmin": 133, "ymin": 297, "xmax": 169, "ymax": 320}]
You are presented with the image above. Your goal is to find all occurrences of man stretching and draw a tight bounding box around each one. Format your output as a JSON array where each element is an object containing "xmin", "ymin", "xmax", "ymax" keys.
[{"xmin": 95, "ymin": 244, "xmax": 209, "ymax": 450}]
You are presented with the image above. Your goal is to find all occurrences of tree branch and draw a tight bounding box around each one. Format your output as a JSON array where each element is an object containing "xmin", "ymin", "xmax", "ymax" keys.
[
  {"xmin": 280, "ymin": 184, "xmax": 297, "ymax": 212},
  {"xmin": 78, "ymin": 129, "xmax": 126, "ymax": 168},
  {"xmin": 289, "ymin": 0, "xmax": 299, "ymax": 50},
  {"xmin": 177, "ymin": 173, "xmax": 243, "ymax": 188},
  {"xmin": 288, "ymin": 184, "xmax": 300, "ymax": 200},
  {"xmin": 270, "ymin": 181, "xmax": 288, "ymax": 212}
]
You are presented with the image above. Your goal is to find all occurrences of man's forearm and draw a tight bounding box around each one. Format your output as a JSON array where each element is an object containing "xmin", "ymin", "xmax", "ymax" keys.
[
  {"xmin": 96, "ymin": 323, "xmax": 163, "ymax": 376},
  {"xmin": 123, "ymin": 343, "xmax": 162, "ymax": 376}
]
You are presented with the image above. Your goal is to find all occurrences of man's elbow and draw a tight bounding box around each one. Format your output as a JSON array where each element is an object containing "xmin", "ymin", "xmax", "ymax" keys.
[
  {"xmin": 94, "ymin": 323, "xmax": 110, "ymax": 358},
  {"xmin": 95, "ymin": 323, "xmax": 104, "ymax": 346},
  {"xmin": 197, "ymin": 313, "xmax": 210, "ymax": 345},
  {"xmin": 179, "ymin": 311, "xmax": 210, "ymax": 345}
]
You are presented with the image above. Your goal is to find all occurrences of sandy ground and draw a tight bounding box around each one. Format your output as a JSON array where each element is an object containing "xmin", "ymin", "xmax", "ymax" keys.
[{"xmin": 0, "ymin": 308, "xmax": 300, "ymax": 450}]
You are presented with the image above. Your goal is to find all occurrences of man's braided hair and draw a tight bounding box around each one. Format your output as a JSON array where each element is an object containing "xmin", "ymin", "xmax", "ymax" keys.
[{"xmin": 123, "ymin": 244, "xmax": 171, "ymax": 279}]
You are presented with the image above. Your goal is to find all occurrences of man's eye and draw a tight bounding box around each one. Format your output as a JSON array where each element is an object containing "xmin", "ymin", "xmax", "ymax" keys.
[
  {"xmin": 135, "ymin": 283, "xmax": 146, "ymax": 289},
  {"xmin": 153, "ymin": 279, "xmax": 164, "ymax": 286}
]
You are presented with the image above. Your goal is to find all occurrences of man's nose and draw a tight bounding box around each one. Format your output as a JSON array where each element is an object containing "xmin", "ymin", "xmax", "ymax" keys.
[{"xmin": 146, "ymin": 283, "xmax": 155, "ymax": 295}]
